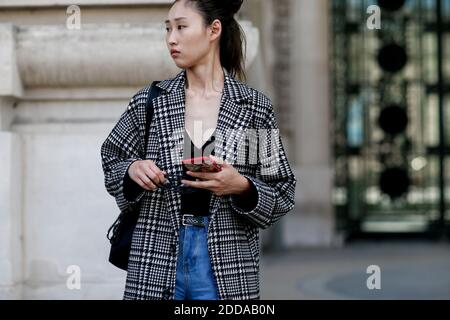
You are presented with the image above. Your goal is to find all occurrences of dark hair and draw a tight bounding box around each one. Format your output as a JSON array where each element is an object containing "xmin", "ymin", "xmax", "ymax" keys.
[{"xmin": 175, "ymin": 0, "xmax": 247, "ymax": 82}]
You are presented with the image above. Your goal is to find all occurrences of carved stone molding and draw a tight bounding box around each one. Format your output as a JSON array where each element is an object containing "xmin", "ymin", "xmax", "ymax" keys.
[{"xmin": 10, "ymin": 21, "xmax": 259, "ymax": 88}]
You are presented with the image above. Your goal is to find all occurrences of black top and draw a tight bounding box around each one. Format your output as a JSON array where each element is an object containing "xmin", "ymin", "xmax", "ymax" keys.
[{"xmin": 180, "ymin": 129, "xmax": 216, "ymax": 216}]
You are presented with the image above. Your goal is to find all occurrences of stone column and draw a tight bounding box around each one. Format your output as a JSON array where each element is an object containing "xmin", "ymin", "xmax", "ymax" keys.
[
  {"xmin": 0, "ymin": 23, "xmax": 24, "ymax": 299},
  {"xmin": 286, "ymin": 0, "xmax": 339, "ymax": 246}
]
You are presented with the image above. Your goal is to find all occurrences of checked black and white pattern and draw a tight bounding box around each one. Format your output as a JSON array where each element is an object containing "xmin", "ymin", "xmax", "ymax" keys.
[{"xmin": 100, "ymin": 68, "xmax": 297, "ymax": 300}]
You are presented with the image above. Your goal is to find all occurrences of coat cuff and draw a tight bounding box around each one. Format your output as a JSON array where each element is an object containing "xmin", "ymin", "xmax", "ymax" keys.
[
  {"xmin": 119, "ymin": 159, "xmax": 147, "ymax": 206},
  {"xmin": 229, "ymin": 177, "xmax": 258, "ymax": 212},
  {"xmin": 229, "ymin": 174, "xmax": 276, "ymax": 227}
]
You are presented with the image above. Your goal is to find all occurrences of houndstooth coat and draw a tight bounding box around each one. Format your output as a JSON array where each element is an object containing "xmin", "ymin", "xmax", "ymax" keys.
[{"xmin": 100, "ymin": 68, "xmax": 297, "ymax": 300}]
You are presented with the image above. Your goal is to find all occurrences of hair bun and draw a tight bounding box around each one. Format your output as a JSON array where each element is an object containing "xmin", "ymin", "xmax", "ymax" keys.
[{"xmin": 224, "ymin": 0, "xmax": 243, "ymax": 15}]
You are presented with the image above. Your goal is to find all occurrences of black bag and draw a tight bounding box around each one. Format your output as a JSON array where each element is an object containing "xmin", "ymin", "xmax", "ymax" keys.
[{"xmin": 107, "ymin": 81, "xmax": 162, "ymax": 271}]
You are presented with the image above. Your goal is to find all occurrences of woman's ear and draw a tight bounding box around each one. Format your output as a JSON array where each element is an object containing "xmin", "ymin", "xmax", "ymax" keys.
[{"xmin": 209, "ymin": 19, "xmax": 222, "ymax": 41}]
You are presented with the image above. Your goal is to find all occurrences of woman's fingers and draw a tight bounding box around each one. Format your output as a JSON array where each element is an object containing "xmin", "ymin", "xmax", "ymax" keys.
[
  {"xmin": 128, "ymin": 160, "xmax": 165, "ymax": 190},
  {"xmin": 149, "ymin": 162, "xmax": 167, "ymax": 185},
  {"xmin": 148, "ymin": 163, "xmax": 167, "ymax": 186},
  {"xmin": 181, "ymin": 178, "xmax": 215, "ymax": 190},
  {"xmin": 138, "ymin": 175, "xmax": 156, "ymax": 191},
  {"xmin": 138, "ymin": 160, "xmax": 166, "ymax": 188}
]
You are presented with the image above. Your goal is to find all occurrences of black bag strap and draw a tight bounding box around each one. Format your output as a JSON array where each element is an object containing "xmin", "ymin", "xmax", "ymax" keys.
[
  {"xmin": 106, "ymin": 81, "xmax": 162, "ymax": 243},
  {"xmin": 144, "ymin": 81, "xmax": 162, "ymax": 154}
]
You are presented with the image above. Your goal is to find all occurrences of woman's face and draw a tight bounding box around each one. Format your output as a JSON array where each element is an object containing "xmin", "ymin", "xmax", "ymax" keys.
[{"xmin": 165, "ymin": 0, "xmax": 219, "ymax": 69}]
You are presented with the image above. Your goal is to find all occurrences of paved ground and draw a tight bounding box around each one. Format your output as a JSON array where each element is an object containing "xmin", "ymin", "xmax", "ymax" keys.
[{"xmin": 260, "ymin": 240, "xmax": 450, "ymax": 299}]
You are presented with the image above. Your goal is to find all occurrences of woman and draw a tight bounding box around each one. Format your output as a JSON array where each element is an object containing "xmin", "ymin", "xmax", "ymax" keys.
[{"xmin": 101, "ymin": 0, "xmax": 296, "ymax": 300}]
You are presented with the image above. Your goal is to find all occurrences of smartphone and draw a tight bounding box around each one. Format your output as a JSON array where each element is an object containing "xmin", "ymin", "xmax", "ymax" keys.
[{"xmin": 182, "ymin": 156, "xmax": 222, "ymax": 173}]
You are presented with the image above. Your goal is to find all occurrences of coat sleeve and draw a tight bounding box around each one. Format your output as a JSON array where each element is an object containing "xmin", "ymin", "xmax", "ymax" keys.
[
  {"xmin": 100, "ymin": 95, "xmax": 147, "ymax": 213},
  {"xmin": 229, "ymin": 98, "xmax": 297, "ymax": 229}
]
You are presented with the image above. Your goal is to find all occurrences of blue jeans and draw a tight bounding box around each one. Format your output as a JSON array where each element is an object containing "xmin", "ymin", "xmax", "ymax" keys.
[{"xmin": 174, "ymin": 216, "xmax": 220, "ymax": 300}]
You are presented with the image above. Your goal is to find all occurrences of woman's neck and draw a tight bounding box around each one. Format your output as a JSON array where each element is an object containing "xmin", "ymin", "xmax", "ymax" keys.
[{"xmin": 185, "ymin": 65, "xmax": 225, "ymax": 97}]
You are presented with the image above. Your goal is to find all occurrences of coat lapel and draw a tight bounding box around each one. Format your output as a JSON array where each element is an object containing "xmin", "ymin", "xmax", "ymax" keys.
[{"xmin": 153, "ymin": 68, "xmax": 254, "ymax": 234}]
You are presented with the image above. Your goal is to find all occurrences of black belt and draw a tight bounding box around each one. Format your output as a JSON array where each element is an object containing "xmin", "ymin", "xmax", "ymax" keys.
[{"xmin": 181, "ymin": 214, "xmax": 209, "ymax": 227}]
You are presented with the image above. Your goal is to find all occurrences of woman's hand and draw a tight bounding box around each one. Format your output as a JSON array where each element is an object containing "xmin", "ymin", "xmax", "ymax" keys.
[
  {"xmin": 181, "ymin": 155, "xmax": 252, "ymax": 196},
  {"xmin": 128, "ymin": 160, "xmax": 167, "ymax": 191}
]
